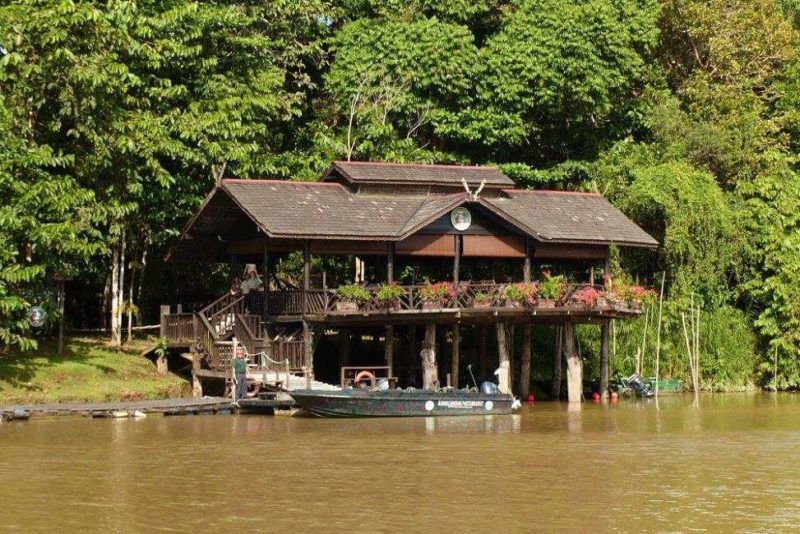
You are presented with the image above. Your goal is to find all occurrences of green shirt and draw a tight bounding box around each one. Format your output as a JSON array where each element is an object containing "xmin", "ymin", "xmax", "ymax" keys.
[{"xmin": 232, "ymin": 356, "xmax": 247, "ymax": 375}]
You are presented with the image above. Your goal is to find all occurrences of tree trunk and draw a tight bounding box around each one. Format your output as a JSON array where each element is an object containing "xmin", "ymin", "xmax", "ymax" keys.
[
  {"xmin": 126, "ymin": 253, "xmax": 136, "ymax": 345},
  {"xmin": 496, "ymin": 323, "xmax": 510, "ymax": 394},
  {"xmin": 564, "ymin": 322, "xmax": 582, "ymax": 403},
  {"xmin": 421, "ymin": 324, "xmax": 438, "ymax": 389},
  {"xmin": 100, "ymin": 274, "xmax": 111, "ymax": 330},
  {"xmin": 110, "ymin": 246, "xmax": 119, "ymax": 346},
  {"xmin": 519, "ymin": 325, "xmax": 532, "ymax": 398}
]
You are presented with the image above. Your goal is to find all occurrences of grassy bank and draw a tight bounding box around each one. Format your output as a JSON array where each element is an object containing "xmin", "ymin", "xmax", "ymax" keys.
[{"xmin": 0, "ymin": 336, "xmax": 190, "ymax": 405}]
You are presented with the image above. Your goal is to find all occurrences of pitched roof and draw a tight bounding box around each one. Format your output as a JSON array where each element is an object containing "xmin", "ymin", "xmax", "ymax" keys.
[
  {"xmin": 221, "ymin": 179, "xmax": 432, "ymax": 239},
  {"xmin": 326, "ymin": 161, "xmax": 515, "ymax": 188},
  {"xmin": 482, "ymin": 190, "xmax": 658, "ymax": 247}
]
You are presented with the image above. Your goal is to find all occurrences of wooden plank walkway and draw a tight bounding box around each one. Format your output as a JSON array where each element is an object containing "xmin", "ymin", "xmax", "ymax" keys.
[{"xmin": 0, "ymin": 397, "xmax": 233, "ymax": 418}]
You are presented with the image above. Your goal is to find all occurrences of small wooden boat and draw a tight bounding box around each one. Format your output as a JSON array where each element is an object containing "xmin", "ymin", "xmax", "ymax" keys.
[{"xmin": 290, "ymin": 388, "xmax": 520, "ymax": 418}]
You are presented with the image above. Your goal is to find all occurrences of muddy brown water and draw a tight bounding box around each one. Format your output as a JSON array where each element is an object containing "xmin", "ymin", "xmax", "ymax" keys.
[{"xmin": 1, "ymin": 394, "xmax": 799, "ymax": 532}]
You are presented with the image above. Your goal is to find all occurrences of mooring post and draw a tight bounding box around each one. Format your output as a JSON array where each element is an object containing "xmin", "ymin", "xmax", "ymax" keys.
[
  {"xmin": 600, "ymin": 319, "xmax": 610, "ymax": 399},
  {"xmin": 564, "ymin": 322, "xmax": 582, "ymax": 403},
  {"xmin": 421, "ymin": 324, "xmax": 438, "ymax": 389},
  {"xmin": 496, "ymin": 323, "xmax": 511, "ymax": 394},
  {"xmin": 159, "ymin": 304, "xmax": 170, "ymax": 338}
]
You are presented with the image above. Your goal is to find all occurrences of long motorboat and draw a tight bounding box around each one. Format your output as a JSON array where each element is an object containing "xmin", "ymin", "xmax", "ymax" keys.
[{"xmin": 290, "ymin": 387, "xmax": 521, "ymax": 417}]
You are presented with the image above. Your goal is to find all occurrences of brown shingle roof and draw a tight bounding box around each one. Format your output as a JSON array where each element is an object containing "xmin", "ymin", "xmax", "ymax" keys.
[
  {"xmin": 222, "ymin": 179, "xmax": 431, "ymax": 239},
  {"xmin": 327, "ymin": 161, "xmax": 515, "ymax": 188},
  {"xmin": 482, "ymin": 190, "xmax": 658, "ymax": 247}
]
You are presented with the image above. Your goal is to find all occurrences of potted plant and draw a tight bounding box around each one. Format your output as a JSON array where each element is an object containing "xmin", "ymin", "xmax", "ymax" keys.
[
  {"xmin": 473, "ymin": 291, "xmax": 494, "ymax": 309},
  {"xmin": 503, "ymin": 282, "xmax": 538, "ymax": 308},
  {"xmin": 335, "ymin": 283, "xmax": 371, "ymax": 312},
  {"xmin": 537, "ymin": 273, "xmax": 565, "ymax": 308},
  {"xmin": 572, "ymin": 286, "xmax": 602, "ymax": 309},
  {"xmin": 418, "ymin": 281, "xmax": 456, "ymax": 309},
  {"xmin": 627, "ymin": 285, "xmax": 655, "ymax": 311},
  {"xmin": 376, "ymin": 282, "xmax": 404, "ymax": 311}
]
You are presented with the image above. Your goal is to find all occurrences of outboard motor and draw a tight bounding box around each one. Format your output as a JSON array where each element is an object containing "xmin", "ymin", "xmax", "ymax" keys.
[
  {"xmin": 626, "ymin": 373, "xmax": 654, "ymax": 397},
  {"xmin": 480, "ymin": 381, "xmax": 499, "ymax": 395}
]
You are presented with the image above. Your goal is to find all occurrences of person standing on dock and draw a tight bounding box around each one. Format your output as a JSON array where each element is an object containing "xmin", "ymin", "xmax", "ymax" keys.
[{"xmin": 232, "ymin": 345, "xmax": 248, "ymax": 402}]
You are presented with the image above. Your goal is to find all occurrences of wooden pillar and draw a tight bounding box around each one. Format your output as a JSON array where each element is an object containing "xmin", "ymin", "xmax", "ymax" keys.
[
  {"xmin": 337, "ymin": 329, "xmax": 350, "ymax": 368},
  {"xmin": 453, "ymin": 235, "xmax": 462, "ymax": 286},
  {"xmin": 603, "ymin": 248, "xmax": 611, "ymax": 289},
  {"xmin": 230, "ymin": 254, "xmax": 239, "ymax": 282},
  {"xmin": 551, "ymin": 325, "xmax": 563, "ymax": 399},
  {"xmin": 192, "ymin": 351, "xmax": 203, "ymax": 398},
  {"xmin": 303, "ymin": 320, "xmax": 313, "ymax": 387},
  {"xmin": 564, "ymin": 322, "xmax": 582, "ymax": 403},
  {"xmin": 385, "ymin": 243, "xmax": 395, "ymax": 372},
  {"xmin": 520, "ymin": 237, "xmax": 532, "ymax": 397},
  {"xmin": 496, "ymin": 323, "xmax": 510, "ymax": 394},
  {"xmin": 303, "ymin": 241, "xmax": 311, "ymax": 290},
  {"xmin": 520, "ymin": 324, "xmax": 532, "ymax": 398},
  {"xmin": 159, "ymin": 304, "xmax": 170, "ymax": 338},
  {"xmin": 451, "ymin": 325, "xmax": 460, "ymax": 387},
  {"xmin": 478, "ymin": 327, "xmax": 488, "ymax": 377},
  {"xmin": 421, "ymin": 324, "xmax": 438, "ymax": 389},
  {"xmin": 262, "ymin": 240, "xmax": 270, "ymax": 318},
  {"xmin": 600, "ymin": 319, "xmax": 610, "ymax": 399}
]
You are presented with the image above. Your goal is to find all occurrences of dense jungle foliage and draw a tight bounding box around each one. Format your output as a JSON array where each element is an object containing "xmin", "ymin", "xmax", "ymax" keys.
[{"xmin": 2, "ymin": 0, "xmax": 800, "ymax": 390}]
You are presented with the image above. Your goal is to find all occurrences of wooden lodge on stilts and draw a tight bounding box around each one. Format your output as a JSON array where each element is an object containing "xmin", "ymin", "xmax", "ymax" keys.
[{"xmin": 162, "ymin": 161, "xmax": 657, "ymax": 401}]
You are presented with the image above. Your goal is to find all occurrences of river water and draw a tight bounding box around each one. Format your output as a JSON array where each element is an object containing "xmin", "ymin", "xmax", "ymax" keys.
[{"xmin": 1, "ymin": 394, "xmax": 799, "ymax": 532}]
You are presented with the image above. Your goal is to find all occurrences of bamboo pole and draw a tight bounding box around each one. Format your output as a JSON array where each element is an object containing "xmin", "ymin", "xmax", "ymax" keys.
[{"xmin": 654, "ymin": 272, "xmax": 666, "ymax": 400}]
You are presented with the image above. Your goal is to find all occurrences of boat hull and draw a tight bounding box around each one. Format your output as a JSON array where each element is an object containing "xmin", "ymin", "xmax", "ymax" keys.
[{"xmin": 290, "ymin": 389, "xmax": 517, "ymax": 417}]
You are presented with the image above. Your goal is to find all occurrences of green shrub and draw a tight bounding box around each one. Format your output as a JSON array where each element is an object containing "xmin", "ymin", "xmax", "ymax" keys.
[
  {"xmin": 336, "ymin": 283, "xmax": 372, "ymax": 303},
  {"xmin": 376, "ymin": 283, "xmax": 405, "ymax": 302}
]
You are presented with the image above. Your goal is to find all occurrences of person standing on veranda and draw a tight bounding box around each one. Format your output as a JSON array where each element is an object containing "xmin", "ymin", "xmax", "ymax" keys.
[{"xmin": 239, "ymin": 269, "xmax": 263, "ymax": 313}]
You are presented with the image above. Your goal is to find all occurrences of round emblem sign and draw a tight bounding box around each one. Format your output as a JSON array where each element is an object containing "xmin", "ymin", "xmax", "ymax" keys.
[
  {"xmin": 27, "ymin": 306, "xmax": 47, "ymax": 328},
  {"xmin": 424, "ymin": 400, "xmax": 435, "ymax": 412},
  {"xmin": 450, "ymin": 207, "xmax": 472, "ymax": 231},
  {"xmin": 484, "ymin": 400, "xmax": 494, "ymax": 411}
]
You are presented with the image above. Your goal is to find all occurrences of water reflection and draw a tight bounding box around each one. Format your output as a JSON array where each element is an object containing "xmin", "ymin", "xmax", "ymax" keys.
[{"xmin": 1, "ymin": 393, "xmax": 800, "ymax": 531}]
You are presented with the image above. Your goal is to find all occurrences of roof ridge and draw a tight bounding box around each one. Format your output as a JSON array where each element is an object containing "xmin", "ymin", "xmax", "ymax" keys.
[
  {"xmin": 335, "ymin": 160, "xmax": 498, "ymax": 170},
  {"xmin": 503, "ymin": 189, "xmax": 601, "ymax": 197},
  {"xmin": 222, "ymin": 178, "xmax": 342, "ymax": 187}
]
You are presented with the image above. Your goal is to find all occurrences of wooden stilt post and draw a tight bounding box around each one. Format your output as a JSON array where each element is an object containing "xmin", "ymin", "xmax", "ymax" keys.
[
  {"xmin": 552, "ymin": 325, "xmax": 563, "ymax": 399},
  {"xmin": 385, "ymin": 242, "xmax": 395, "ymax": 373},
  {"xmin": 520, "ymin": 324, "xmax": 532, "ymax": 398},
  {"xmin": 600, "ymin": 319, "xmax": 610, "ymax": 399},
  {"xmin": 496, "ymin": 323, "xmax": 511, "ymax": 394},
  {"xmin": 422, "ymin": 324, "xmax": 438, "ymax": 389},
  {"xmin": 478, "ymin": 326, "xmax": 488, "ymax": 377},
  {"xmin": 262, "ymin": 240, "xmax": 270, "ymax": 319},
  {"xmin": 337, "ymin": 329, "xmax": 350, "ymax": 368},
  {"xmin": 564, "ymin": 322, "xmax": 582, "ymax": 403},
  {"xmin": 303, "ymin": 320, "xmax": 313, "ymax": 388},
  {"xmin": 192, "ymin": 351, "xmax": 203, "ymax": 398},
  {"xmin": 451, "ymin": 325, "xmax": 460, "ymax": 387},
  {"xmin": 57, "ymin": 278, "xmax": 65, "ymax": 355}
]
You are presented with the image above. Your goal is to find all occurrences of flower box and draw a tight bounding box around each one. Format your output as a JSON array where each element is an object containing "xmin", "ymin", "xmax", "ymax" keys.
[
  {"xmin": 381, "ymin": 300, "xmax": 401, "ymax": 311},
  {"xmin": 422, "ymin": 300, "xmax": 445, "ymax": 310},
  {"xmin": 473, "ymin": 300, "xmax": 493, "ymax": 309},
  {"xmin": 504, "ymin": 300, "xmax": 523, "ymax": 308},
  {"xmin": 335, "ymin": 301, "xmax": 359, "ymax": 313},
  {"xmin": 537, "ymin": 299, "xmax": 556, "ymax": 309}
]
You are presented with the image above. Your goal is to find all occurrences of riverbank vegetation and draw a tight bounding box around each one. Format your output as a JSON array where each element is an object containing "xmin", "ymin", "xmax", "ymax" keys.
[
  {"xmin": 0, "ymin": 337, "xmax": 189, "ymax": 404},
  {"xmin": 2, "ymin": 0, "xmax": 800, "ymax": 390}
]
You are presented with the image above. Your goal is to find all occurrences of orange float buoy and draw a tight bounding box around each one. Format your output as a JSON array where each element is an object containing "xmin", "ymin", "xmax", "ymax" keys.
[
  {"xmin": 591, "ymin": 392, "xmax": 601, "ymax": 402},
  {"xmin": 610, "ymin": 391, "xmax": 619, "ymax": 400},
  {"xmin": 526, "ymin": 393, "xmax": 535, "ymax": 405},
  {"xmin": 353, "ymin": 370, "xmax": 376, "ymax": 388}
]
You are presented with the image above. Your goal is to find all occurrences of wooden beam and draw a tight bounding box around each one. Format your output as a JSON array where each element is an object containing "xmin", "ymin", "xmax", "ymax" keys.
[
  {"xmin": 552, "ymin": 325, "xmax": 562, "ymax": 400},
  {"xmin": 600, "ymin": 319, "xmax": 610, "ymax": 399},
  {"xmin": 451, "ymin": 325, "xmax": 460, "ymax": 387},
  {"xmin": 496, "ymin": 323, "xmax": 511, "ymax": 394},
  {"xmin": 453, "ymin": 234, "xmax": 462, "ymax": 285},
  {"xmin": 422, "ymin": 324, "xmax": 438, "ymax": 389},
  {"xmin": 262, "ymin": 239, "xmax": 270, "ymax": 318},
  {"xmin": 523, "ymin": 236, "xmax": 532, "ymax": 283},
  {"xmin": 564, "ymin": 322, "xmax": 582, "ymax": 403}
]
